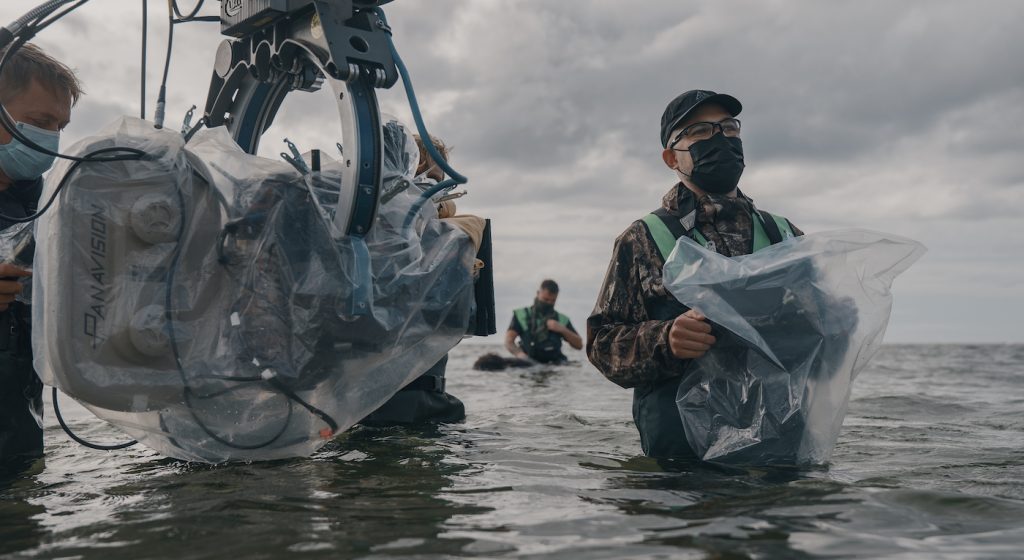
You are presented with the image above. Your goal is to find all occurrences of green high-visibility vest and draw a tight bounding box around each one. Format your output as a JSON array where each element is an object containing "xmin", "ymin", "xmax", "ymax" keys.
[
  {"xmin": 514, "ymin": 307, "xmax": 570, "ymax": 334},
  {"xmin": 641, "ymin": 209, "xmax": 794, "ymax": 260}
]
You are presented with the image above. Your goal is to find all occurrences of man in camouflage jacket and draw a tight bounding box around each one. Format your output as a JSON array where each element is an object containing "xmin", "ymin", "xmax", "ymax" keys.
[{"xmin": 587, "ymin": 90, "xmax": 801, "ymax": 459}]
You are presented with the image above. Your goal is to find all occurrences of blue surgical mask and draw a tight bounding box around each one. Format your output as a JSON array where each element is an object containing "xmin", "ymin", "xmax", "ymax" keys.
[{"xmin": 0, "ymin": 119, "xmax": 60, "ymax": 182}]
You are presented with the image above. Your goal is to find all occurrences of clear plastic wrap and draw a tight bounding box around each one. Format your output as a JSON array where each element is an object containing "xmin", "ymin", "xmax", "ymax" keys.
[
  {"xmin": 0, "ymin": 221, "xmax": 34, "ymax": 303},
  {"xmin": 33, "ymin": 116, "xmax": 476, "ymax": 463},
  {"xmin": 662, "ymin": 230, "xmax": 925, "ymax": 466}
]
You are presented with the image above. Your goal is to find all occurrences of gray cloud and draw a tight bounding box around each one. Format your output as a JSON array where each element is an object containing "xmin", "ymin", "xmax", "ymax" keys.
[{"xmin": 5, "ymin": 0, "xmax": 1022, "ymax": 342}]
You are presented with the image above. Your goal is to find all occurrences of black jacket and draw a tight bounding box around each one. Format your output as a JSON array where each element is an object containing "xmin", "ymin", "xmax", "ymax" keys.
[
  {"xmin": 0, "ymin": 177, "xmax": 43, "ymax": 465},
  {"xmin": 0, "ymin": 178, "xmax": 42, "ymax": 229}
]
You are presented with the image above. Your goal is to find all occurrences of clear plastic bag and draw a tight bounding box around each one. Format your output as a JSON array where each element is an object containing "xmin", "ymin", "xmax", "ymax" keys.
[
  {"xmin": 33, "ymin": 116, "xmax": 476, "ymax": 463},
  {"xmin": 662, "ymin": 229, "xmax": 925, "ymax": 465},
  {"xmin": 0, "ymin": 221, "xmax": 34, "ymax": 303}
]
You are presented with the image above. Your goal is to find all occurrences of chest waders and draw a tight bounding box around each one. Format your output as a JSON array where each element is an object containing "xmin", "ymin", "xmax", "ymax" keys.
[
  {"xmin": 633, "ymin": 207, "xmax": 795, "ymax": 459},
  {"xmin": 0, "ymin": 305, "xmax": 43, "ymax": 464},
  {"xmin": 359, "ymin": 355, "xmax": 466, "ymax": 427},
  {"xmin": 514, "ymin": 307, "xmax": 570, "ymax": 362}
]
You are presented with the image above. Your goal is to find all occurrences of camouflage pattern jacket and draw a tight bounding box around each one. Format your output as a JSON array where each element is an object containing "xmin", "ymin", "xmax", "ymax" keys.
[{"xmin": 586, "ymin": 183, "xmax": 801, "ymax": 389}]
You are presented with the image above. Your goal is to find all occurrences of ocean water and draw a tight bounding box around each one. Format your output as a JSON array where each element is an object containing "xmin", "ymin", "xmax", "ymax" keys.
[{"xmin": 1, "ymin": 342, "xmax": 1022, "ymax": 559}]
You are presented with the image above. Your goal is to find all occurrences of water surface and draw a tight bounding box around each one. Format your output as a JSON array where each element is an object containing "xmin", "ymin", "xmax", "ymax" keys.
[{"xmin": 2, "ymin": 343, "xmax": 1022, "ymax": 559}]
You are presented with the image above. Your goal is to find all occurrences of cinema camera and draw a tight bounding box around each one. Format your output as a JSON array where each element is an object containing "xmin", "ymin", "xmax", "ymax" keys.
[{"xmin": 1, "ymin": 0, "xmax": 496, "ymax": 462}]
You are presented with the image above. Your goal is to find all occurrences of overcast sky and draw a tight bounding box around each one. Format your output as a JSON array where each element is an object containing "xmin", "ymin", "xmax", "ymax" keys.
[{"xmin": 6, "ymin": 0, "xmax": 1022, "ymax": 343}]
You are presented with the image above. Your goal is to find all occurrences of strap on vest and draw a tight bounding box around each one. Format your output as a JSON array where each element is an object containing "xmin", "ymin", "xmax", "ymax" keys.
[
  {"xmin": 752, "ymin": 211, "xmax": 771, "ymax": 252},
  {"xmin": 517, "ymin": 307, "xmax": 569, "ymax": 331},
  {"xmin": 755, "ymin": 210, "xmax": 795, "ymax": 244},
  {"xmin": 773, "ymin": 214, "xmax": 795, "ymax": 240},
  {"xmin": 641, "ymin": 214, "xmax": 678, "ymax": 261},
  {"xmin": 514, "ymin": 307, "xmax": 530, "ymax": 333},
  {"xmin": 643, "ymin": 208, "xmax": 794, "ymax": 261},
  {"xmin": 756, "ymin": 210, "xmax": 783, "ymax": 245},
  {"xmin": 642, "ymin": 208, "xmax": 711, "ymax": 261}
]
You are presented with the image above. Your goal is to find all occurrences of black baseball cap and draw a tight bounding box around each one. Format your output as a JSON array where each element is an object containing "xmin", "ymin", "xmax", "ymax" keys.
[{"xmin": 660, "ymin": 90, "xmax": 742, "ymax": 148}]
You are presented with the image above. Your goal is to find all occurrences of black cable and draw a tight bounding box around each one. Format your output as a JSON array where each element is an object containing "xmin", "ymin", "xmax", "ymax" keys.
[
  {"xmin": 27, "ymin": 0, "xmax": 87, "ymax": 34},
  {"xmin": 12, "ymin": 7, "xmax": 52, "ymax": 39},
  {"xmin": 269, "ymin": 378, "xmax": 338, "ymax": 436},
  {"xmin": 169, "ymin": 0, "xmax": 218, "ymax": 24},
  {"xmin": 161, "ymin": 174, "xmax": 336, "ymax": 450},
  {"xmin": 153, "ymin": 0, "xmax": 174, "ymax": 128},
  {"xmin": 0, "ymin": 146, "xmax": 145, "ymax": 224},
  {"xmin": 4, "ymin": 0, "xmax": 67, "ymax": 38},
  {"xmin": 172, "ymin": 16, "xmax": 219, "ymax": 23},
  {"xmin": 163, "ymin": 175, "xmax": 288, "ymax": 450},
  {"xmin": 171, "ymin": 0, "xmax": 203, "ymax": 20},
  {"xmin": 33, "ymin": 0, "xmax": 88, "ymax": 31},
  {"xmin": 141, "ymin": 0, "xmax": 147, "ymax": 120},
  {"xmin": 53, "ymin": 387, "xmax": 138, "ymax": 450},
  {"xmin": 161, "ymin": 2, "xmax": 174, "ymax": 86}
]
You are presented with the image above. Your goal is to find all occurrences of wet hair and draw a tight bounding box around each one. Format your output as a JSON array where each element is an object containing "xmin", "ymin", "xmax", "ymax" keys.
[
  {"xmin": 413, "ymin": 134, "xmax": 450, "ymax": 176},
  {"xmin": 540, "ymin": 279, "xmax": 559, "ymax": 294},
  {"xmin": 0, "ymin": 43, "xmax": 83, "ymax": 105}
]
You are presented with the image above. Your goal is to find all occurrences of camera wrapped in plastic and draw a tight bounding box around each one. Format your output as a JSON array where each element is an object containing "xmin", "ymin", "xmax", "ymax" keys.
[{"xmin": 33, "ymin": 116, "xmax": 476, "ymax": 463}]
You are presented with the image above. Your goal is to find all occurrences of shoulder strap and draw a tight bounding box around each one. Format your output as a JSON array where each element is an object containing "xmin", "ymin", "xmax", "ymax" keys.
[
  {"xmin": 513, "ymin": 307, "xmax": 530, "ymax": 333},
  {"xmin": 756, "ymin": 210, "xmax": 784, "ymax": 245},
  {"xmin": 641, "ymin": 213, "xmax": 679, "ymax": 262},
  {"xmin": 641, "ymin": 208, "xmax": 710, "ymax": 261},
  {"xmin": 752, "ymin": 210, "xmax": 797, "ymax": 252},
  {"xmin": 651, "ymin": 207, "xmax": 688, "ymax": 239},
  {"xmin": 775, "ymin": 215, "xmax": 796, "ymax": 239},
  {"xmin": 556, "ymin": 312, "xmax": 570, "ymax": 326}
]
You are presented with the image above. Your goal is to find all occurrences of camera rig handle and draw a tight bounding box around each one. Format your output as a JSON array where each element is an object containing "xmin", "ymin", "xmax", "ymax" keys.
[{"xmin": 204, "ymin": 0, "xmax": 398, "ymax": 239}]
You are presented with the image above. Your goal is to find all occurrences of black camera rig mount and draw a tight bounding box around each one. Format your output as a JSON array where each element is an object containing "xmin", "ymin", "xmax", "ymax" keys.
[{"xmin": 205, "ymin": 0, "xmax": 398, "ymax": 238}]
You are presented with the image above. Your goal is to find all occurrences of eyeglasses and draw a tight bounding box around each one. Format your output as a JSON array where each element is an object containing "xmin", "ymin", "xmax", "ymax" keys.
[{"xmin": 671, "ymin": 118, "xmax": 741, "ymax": 147}]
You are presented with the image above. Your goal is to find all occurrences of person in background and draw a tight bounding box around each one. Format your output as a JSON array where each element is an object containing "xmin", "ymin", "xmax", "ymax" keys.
[
  {"xmin": 359, "ymin": 134, "xmax": 480, "ymax": 427},
  {"xmin": 0, "ymin": 43, "xmax": 81, "ymax": 468},
  {"xmin": 506, "ymin": 279, "xmax": 582, "ymax": 364}
]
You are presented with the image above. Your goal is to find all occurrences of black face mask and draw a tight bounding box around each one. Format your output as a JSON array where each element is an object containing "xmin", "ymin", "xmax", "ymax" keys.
[
  {"xmin": 533, "ymin": 298, "xmax": 554, "ymax": 315},
  {"xmin": 679, "ymin": 134, "xmax": 745, "ymax": 194}
]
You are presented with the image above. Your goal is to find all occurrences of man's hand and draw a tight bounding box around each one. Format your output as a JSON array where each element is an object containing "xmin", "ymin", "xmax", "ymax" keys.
[
  {"xmin": 545, "ymin": 318, "xmax": 566, "ymax": 334},
  {"xmin": 669, "ymin": 309, "xmax": 716, "ymax": 360},
  {"xmin": 505, "ymin": 329, "xmax": 531, "ymax": 360},
  {"xmin": 546, "ymin": 318, "xmax": 583, "ymax": 350},
  {"xmin": 0, "ymin": 263, "xmax": 31, "ymax": 312}
]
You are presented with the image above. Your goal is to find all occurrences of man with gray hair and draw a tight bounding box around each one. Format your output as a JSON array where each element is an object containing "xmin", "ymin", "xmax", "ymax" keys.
[
  {"xmin": 587, "ymin": 90, "xmax": 803, "ymax": 459},
  {"xmin": 0, "ymin": 43, "xmax": 81, "ymax": 468}
]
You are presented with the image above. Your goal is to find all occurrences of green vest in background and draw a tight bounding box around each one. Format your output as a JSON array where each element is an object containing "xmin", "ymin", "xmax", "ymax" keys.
[
  {"xmin": 514, "ymin": 307, "xmax": 570, "ymax": 362},
  {"xmin": 514, "ymin": 307, "xmax": 570, "ymax": 333}
]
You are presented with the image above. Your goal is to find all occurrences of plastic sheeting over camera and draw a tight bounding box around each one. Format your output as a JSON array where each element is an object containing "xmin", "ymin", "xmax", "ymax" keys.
[
  {"xmin": 33, "ymin": 116, "xmax": 476, "ymax": 463},
  {"xmin": 662, "ymin": 230, "xmax": 925, "ymax": 466}
]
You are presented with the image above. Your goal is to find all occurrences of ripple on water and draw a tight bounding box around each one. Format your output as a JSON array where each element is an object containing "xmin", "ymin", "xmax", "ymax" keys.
[{"xmin": 0, "ymin": 343, "xmax": 1021, "ymax": 559}]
